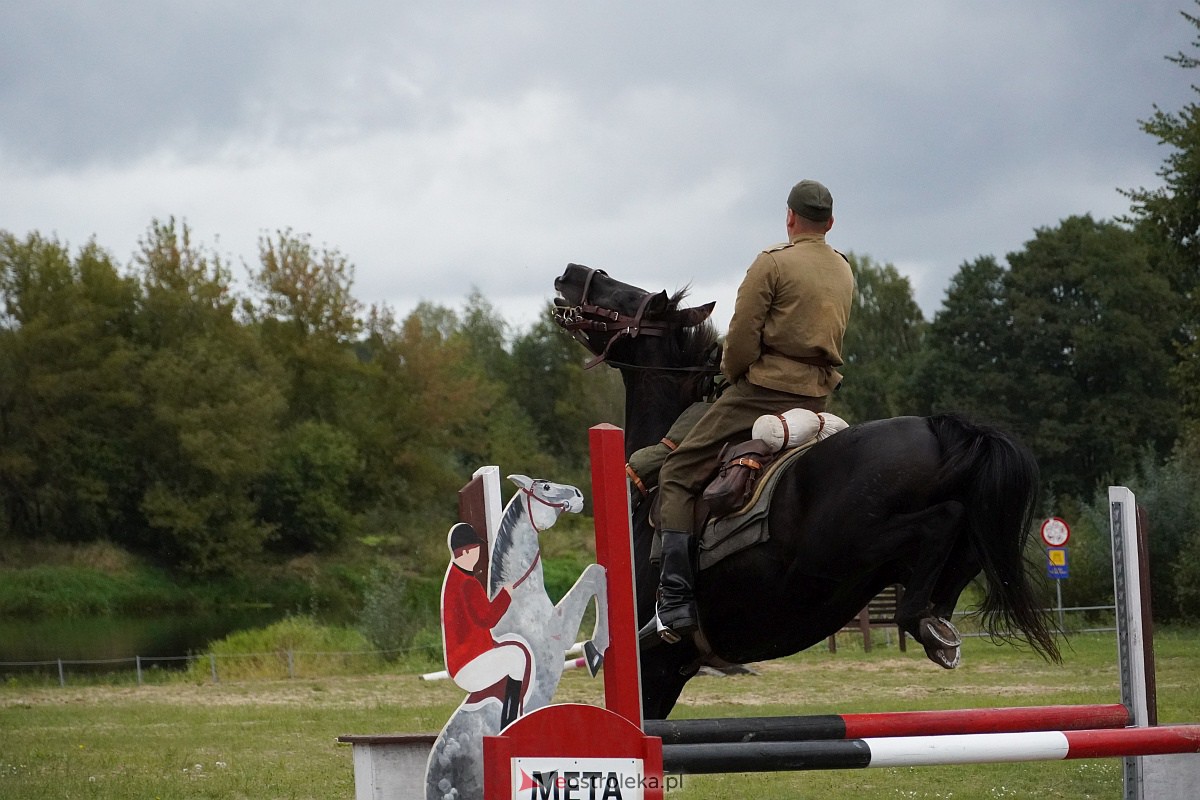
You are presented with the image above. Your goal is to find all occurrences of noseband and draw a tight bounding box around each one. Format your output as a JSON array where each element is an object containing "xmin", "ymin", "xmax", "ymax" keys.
[
  {"xmin": 521, "ymin": 483, "xmax": 574, "ymax": 525},
  {"xmin": 553, "ymin": 267, "xmax": 712, "ymax": 369}
]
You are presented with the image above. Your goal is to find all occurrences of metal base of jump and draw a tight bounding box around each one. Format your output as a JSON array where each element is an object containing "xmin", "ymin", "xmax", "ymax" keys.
[{"xmin": 662, "ymin": 725, "xmax": 1200, "ymax": 774}]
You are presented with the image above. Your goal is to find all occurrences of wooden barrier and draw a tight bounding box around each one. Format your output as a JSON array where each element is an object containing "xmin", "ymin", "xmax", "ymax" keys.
[{"xmin": 826, "ymin": 583, "xmax": 907, "ymax": 653}]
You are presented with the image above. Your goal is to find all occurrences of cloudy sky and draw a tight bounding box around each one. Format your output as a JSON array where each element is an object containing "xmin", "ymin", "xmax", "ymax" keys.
[{"xmin": 2, "ymin": 1, "xmax": 1195, "ymax": 333}]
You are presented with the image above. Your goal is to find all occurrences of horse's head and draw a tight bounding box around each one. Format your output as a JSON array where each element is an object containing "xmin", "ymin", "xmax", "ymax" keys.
[
  {"xmin": 489, "ymin": 475, "xmax": 583, "ymax": 598},
  {"xmin": 509, "ymin": 474, "xmax": 584, "ymax": 521},
  {"xmin": 553, "ymin": 263, "xmax": 716, "ymax": 369}
]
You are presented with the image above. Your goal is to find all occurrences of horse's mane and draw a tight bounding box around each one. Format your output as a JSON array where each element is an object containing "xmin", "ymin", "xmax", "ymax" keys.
[
  {"xmin": 489, "ymin": 496, "xmax": 527, "ymax": 586},
  {"xmin": 649, "ymin": 288, "xmax": 719, "ymax": 411}
]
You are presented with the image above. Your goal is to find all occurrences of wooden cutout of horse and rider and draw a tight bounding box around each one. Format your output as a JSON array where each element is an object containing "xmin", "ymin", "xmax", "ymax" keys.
[
  {"xmin": 426, "ymin": 468, "xmax": 608, "ymax": 800},
  {"xmin": 425, "ymin": 265, "xmax": 1065, "ymax": 799}
]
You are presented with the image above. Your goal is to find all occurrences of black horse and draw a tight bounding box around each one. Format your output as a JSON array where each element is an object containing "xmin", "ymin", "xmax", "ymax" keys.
[{"xmin": 552, "ymin": 264, "xmax": 1061, "ymax": 720}]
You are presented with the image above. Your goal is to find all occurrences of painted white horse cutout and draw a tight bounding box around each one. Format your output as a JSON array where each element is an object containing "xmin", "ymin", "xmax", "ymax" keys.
[{"xmin": 425, "ymin": 474, "xmax": 610, "ymax": 800}]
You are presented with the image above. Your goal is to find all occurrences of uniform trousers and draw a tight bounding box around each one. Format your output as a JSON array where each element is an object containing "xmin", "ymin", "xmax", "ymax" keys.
[{"xmin": 656, "ymin": 378, "xmax": 828, "ymax": 534}]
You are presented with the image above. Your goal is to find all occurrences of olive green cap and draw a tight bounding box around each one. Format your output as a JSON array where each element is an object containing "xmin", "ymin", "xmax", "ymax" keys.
[{"xmin": 787, "ymin": 179, "xmax": 833, "ymax": 221}]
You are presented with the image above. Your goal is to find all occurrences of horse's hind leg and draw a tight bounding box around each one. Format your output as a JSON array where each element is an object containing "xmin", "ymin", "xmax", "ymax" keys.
[
  {"xmin": 917, "ymin": 530, "xmax": 985, "ymax": 665},
  {"xmin": 888, "ymin": 501, "xmax": 973, "ymax": 668}
]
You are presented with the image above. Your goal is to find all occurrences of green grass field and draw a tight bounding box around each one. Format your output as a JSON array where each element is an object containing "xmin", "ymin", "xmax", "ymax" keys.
[{"xmin": 2, "ymin": 629, "xmax": 1198, "ymax": 799}]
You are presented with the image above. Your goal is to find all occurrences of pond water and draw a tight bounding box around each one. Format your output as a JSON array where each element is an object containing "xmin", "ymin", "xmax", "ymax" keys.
[{"xmin": 0, "ymin": 610, "xmax": 285, "ymax": 674}]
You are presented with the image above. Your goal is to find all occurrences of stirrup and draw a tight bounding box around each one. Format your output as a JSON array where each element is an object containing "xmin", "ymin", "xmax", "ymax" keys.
[
  {"xmin": 654, "ymin": 603, "xmax": 697, "ymax": 644},
  {"xmin": 656, "ymin": 610, "xmax": 681, "ymax": 644}
]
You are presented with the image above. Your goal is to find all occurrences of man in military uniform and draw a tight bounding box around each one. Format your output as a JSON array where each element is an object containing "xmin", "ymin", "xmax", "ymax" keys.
[{"xmin": 654, "ymin": 179, "xmax": 855, "ymax": 642}]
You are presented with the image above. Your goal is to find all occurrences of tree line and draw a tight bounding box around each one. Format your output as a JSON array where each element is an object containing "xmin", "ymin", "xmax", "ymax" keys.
[
  {"xmin": 0, "ymin": 221, "xmax": 622, "ymax": 576},
  {"xmin": 3, "ymin": 6, "xmax": 1199, "ymax": 621}
]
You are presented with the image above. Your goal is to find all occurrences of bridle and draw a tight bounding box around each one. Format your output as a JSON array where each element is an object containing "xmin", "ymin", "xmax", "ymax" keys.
[
  {"xmin": 553, "ymin": 266, "xmax": 717, "ymax": 370},
  {"xmin": 511, "ymin": 483, "xmax": 576, "ymax": 588},
  {"xmin": 520, "ymin": 483, "xmax": 575, "ymax": 532}
]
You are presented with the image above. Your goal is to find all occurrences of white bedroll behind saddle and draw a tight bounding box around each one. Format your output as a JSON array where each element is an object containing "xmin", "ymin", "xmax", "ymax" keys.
[{"xmin": 752, "ymin": 408, "xmax": 848, "ymax": 453}]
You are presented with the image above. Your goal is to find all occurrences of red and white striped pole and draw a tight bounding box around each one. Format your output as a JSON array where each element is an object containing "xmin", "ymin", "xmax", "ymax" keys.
[{"xmin": 662, "ymin": 725, "xmax": 1200, "ymax": 774}]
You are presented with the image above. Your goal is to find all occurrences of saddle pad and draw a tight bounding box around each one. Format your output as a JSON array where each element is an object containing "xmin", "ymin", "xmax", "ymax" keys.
[{"xmin": 697, "ymin": 441, "xmax": 814, "ymax": 571}]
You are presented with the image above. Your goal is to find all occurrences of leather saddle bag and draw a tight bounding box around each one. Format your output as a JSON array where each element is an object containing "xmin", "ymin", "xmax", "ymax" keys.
[{"xmin": 702, "ymin": 439, "xmax": 776, "ymax": 517}]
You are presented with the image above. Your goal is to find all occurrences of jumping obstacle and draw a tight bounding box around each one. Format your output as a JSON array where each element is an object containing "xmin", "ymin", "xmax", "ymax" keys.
[
  {"xmin": 341, "ymin": 424, "xmax": 1200, "ymax": 799},
  {"xmin": 477, "ymin": 426, "xmax": 1200, "ymax": 799}
]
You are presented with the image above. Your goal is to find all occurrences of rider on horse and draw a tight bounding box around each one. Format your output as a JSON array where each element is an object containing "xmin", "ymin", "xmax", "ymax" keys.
[{"xmin": 654, "ymin": 179, "xmax": 856, "ymax": 642}]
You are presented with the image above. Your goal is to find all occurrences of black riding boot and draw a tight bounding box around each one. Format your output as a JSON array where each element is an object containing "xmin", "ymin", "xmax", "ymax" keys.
[
  {"xmin": 500, "ymin": 677, "xmax": 523, "ymax": 728},
  {"xmin": 656, "ymin": 530, "xmax": 699, "ymax": 642}
]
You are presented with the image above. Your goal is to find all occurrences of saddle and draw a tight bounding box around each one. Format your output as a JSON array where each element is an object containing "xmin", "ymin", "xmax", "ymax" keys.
[
  {"xmin": 634, "ymin": 408, "xmax": 848, "ymax": 570},
  {"xmin": 697, "ymin": 444, "xmax": 810, "ymax": 570}
]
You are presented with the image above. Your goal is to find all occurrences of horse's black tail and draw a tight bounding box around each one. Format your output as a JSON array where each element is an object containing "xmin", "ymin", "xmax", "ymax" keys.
[{"xmin": 930, "ymin": 413, "xmax": 1062, "ymax": 663}]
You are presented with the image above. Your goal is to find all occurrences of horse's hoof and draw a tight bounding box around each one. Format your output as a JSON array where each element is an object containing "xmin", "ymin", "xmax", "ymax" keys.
[
  {"xmin": 924, "ymin": 641, "xmax": 962, "ymax": 669},
  {"xmin": 583, "ymin": 640, "xmax": 604, "ymax": 677},
  {"xmin": 919, "ymin": 616, "xmax": 962, "ymax": 648}
]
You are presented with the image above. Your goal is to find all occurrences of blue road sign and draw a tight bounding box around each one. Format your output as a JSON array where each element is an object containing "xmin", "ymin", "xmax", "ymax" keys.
[{"xmin": 1047, "ymin": 547, "xmax": 1069, "ymax": 580}]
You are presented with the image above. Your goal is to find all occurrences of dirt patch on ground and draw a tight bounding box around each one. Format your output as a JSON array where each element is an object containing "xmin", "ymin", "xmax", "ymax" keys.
[{"xmin": 0, "ymin": 675, "xmax": 468, "ymax": 711}]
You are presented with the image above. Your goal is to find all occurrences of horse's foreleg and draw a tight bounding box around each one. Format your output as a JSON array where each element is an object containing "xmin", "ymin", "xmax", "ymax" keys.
[{"xmin": 550, "ymin": 564, "xmax": 609, "ymax": 674}]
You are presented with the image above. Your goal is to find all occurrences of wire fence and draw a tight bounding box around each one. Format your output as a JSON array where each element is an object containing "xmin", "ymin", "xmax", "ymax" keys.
[
  {"xmin": 0, "ymin": 606, "xmax": 1117, "ymax": 687},
  {"xmin": 0, "ymin": 643, "xmax": 444, "ymax": 687}
]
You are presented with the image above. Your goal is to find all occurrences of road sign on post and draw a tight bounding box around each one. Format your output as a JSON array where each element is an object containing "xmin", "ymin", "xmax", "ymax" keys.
[
  {"xmin": 1047, "ymin": 547, "xmax": 1069, "ymax": 580},
  {"xmin": 1041, "ymin": 517, "xmax": 1071, "ymax": 547}
]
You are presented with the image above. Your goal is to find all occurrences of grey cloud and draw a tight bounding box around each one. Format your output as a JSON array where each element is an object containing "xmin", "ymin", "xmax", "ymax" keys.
[{"xmin": 1, "ymin": 0, "xmax": 1195, "ymax": 328}]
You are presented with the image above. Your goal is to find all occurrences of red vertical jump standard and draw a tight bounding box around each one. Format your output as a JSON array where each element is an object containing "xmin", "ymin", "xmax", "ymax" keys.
[{"xmin": 482, "ymin": 424, "xmax": 666, "ymax": 800}]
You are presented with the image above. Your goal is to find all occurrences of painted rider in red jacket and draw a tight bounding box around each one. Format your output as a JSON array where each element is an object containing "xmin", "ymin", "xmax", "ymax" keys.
[{"xmin": 440, "ymin": 522, "xmax": 529, "ymax": 727}]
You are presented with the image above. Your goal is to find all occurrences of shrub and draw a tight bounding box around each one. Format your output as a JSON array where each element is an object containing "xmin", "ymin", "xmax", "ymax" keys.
[
  {"xmin": 358, "ymin": 568, "xmax": 440, "ymax": 660},
  {"xmin": 187, "ymin": 616, "xmax": 379, "ymax": 680}
]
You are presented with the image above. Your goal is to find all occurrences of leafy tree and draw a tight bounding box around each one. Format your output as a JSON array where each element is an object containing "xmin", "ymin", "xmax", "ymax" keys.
[
  {"xmin": 134, "ymin": 220, "xmax": 284, "ymax": 574},
  {"xmin": 449, "ymin": 292, "xmax": 558, "ymax": 476},
  {"xmin": 1074, "ymin": 450, "xmax": 1200, "ymax": 620},
  {"xmin": 252, "ymin": 229, "xmax": 362, "ymax": 340},
  {"xmin": 833, "ymin": 253, "xmax": 927, "ymax": 422},
  {"xmin": 259, "ymin": 420, "xmax": 360, "ymax": 552},
  {"xmin": 919, "ymin": 217, "xmax": 1178, "ymax": 499},
  {"xmin": 1122, "ymin": 2, "xmax": 1200, "ymax": 303},
  {"xmin": 1006, "ymin": 216, "xmax": 1178, "ymax": 498},
  {"xmin": 249, "ymin": 230, "xmax": 364, "ymax": 426},
  {"xmin": 913, "ymin": 256, "xmax": 1020, "ymax": 428},
  {"xmin": 458, "ymin": 288, "xmax": 514, "ymax": 386},
  {"xmin": 353, "ymin": 302, "xmax": 492, "ymax": 524},
  {"xmin": 1122, "ymin": 3, "xmax": 1200, "ymax": 444},
  {"xmin": 509, "ymin": 307, "xmax": 624, "ymax": 468},
  {"xmin": 0, "ymin": 233, "xmax": 142, "ymax": 543}
]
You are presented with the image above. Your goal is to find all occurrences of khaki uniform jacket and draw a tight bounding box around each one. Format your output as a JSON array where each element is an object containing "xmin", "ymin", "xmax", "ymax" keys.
[{"xmin": 721, "ymin": 232, "xmax": 854, "ymax": 397}]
